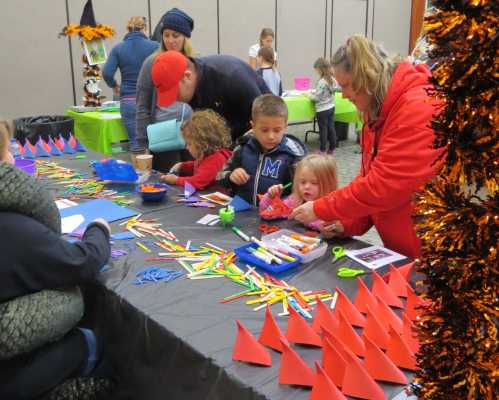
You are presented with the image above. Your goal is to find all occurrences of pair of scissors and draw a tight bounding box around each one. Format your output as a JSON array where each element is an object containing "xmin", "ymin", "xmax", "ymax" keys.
[
  {"xmin": 331, "ymin": 246, "xmax": 345, "ymax": 262},
  {"xmin": 337, "ymin": 267, "xmax": 368, "ymax": 278},
  {"xmin": 259, "ymin": 224, "xmax": 280, "ymax": 234}
]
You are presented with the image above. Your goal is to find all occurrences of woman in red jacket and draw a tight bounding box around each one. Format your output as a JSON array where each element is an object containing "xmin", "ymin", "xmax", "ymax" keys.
[{"xmin": 290, "ymin": 35, "xmax": 443, "ymax": 258}]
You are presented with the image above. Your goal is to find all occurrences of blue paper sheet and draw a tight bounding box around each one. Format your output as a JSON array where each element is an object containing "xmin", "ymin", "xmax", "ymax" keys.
[{"xmin": 59, "ymin": 199, "xmax": 138, "ymax": 231}]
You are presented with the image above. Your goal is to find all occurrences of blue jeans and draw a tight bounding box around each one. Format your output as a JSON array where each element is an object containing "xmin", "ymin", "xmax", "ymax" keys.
[{"xmin": 120, "ymin": 97, "xmax": 139, "ymax": 151}]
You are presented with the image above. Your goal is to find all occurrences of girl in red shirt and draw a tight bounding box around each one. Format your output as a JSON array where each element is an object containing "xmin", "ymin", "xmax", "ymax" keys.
[{"xmin": 160, "ymin": 110, "xmax": 232, "ymax": 190}]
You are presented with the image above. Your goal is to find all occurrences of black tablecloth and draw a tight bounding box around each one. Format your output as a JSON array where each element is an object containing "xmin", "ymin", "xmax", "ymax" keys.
[{"xmin": 42, "ymin": 153, "xmax": 413, "ymax": 400}]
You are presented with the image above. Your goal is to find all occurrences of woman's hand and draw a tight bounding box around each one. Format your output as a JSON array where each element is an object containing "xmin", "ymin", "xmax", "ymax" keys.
[
  {"xmin": 319, "ymin": 220, "xmax": 344, "ymax": 238},
  {"xmin": 160, "ymin": 174, "xmax": 178, "ymax": 185},
  {"xmin": 267, "ymin": 184, "xmax": 283, "ymax": 198},
  {"xmin": 289, "ymin": 201, "xmax": 317, "ymax": 224},
  {"xmin": 230, "ymin": 168, "xmax": 250, "ymax": 185}
]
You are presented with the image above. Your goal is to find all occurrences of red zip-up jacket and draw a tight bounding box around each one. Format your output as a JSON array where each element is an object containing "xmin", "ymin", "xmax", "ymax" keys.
[
  {"xmin": 176, "ymin": 149, "xmax": 232, "ymax": 190},
  {"xmin": 314, "ymin": 62, "xmax": 444, "ymax": 258}
]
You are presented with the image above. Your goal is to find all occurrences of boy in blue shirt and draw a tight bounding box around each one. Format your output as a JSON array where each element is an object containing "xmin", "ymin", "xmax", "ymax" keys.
[{"xmin": 219, "ymin": 94, "xmax": 306, "ymax": 205}]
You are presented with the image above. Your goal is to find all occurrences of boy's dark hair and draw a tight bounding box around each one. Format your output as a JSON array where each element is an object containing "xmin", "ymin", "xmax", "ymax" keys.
[
  {"xmin": 251, "ymin": 94, "xmax": 288, "ymax": 121},
  {"xmin": 257, "ymin": 46, "xmax": 275, "ymax": 65}
]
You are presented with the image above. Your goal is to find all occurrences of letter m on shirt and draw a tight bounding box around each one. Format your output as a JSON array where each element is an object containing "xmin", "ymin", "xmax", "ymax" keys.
[{"xmin": 262, "ymin": 158, "xmax": 282, "ymax": 179}]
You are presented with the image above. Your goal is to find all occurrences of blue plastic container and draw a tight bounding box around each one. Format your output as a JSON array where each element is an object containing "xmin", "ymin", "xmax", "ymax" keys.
[
  {"xmin": 91, "ymin": 159, "xmax": 138, "ymax": 182},
  {"xmin": 137, "ymin": 183, "xmax": 169, "ymax": 202},
  {"xmin": 234, "ymin": 243, "xmax": 301, "ymax": 274}
]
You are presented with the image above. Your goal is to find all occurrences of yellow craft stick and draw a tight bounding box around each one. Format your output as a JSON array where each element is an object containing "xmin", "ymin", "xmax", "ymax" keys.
[{"xmin": 136, "ymin": 242, "xmax": 151, "ymax": 253}]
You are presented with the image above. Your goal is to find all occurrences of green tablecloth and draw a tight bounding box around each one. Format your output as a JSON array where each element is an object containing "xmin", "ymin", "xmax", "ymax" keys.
[
  {"xmin": 284, "ymin": 92, "xmax": 361, "ymax": 127},
  {"xmin": 65, "ymin": 110, "xmax": 128, "ymax": 155}
]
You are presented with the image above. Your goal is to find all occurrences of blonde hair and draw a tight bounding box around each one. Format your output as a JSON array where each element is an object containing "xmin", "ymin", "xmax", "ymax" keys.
[
  {"xmin": 292, "ymin": 154, "xmax": 338, "ymax": 204},
  {"xmin": 127, "ymin": 16, "xmax": 146, "ymax": 32},
  {"xmin": 182, "ymin": 110, "xmax": 231, "ymax": 159},
  {"xmin": 0, "ymin": 119, "xmax": 13, "ymax": 159},
  {"xmin": 313, "ymin": 57, "xmax": 335, "ymax": 87},
  {"xmin": 259, "ymin": 28, "xmax": 275, "ymax": 46},
  {"xmin": 331, "ymin": 35, "xmax": 400, "ymax": 120},
  {"xmin": 159, "ymin": 35, "xmax": 195, "ymax": 56}
]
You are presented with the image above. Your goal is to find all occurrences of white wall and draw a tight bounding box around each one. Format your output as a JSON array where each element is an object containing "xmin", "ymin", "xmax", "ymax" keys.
[{"xmin": 0, "ymin": 0, "xmax": 412, "ymax": 119}]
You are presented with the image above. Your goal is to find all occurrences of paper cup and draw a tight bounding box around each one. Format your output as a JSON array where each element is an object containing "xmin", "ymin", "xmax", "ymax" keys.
[{"xmin": 134, "ymin": 154, "xmax": 153, "ymax": 172}]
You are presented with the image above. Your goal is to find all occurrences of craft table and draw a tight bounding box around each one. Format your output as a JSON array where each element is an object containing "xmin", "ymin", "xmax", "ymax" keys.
[
  {"xmin": 65, "ymin": 110, "xmax": 128, "ymax": 156},
  {"xmin": 40, "ymin": 153, "xmax": 414, "ymax": 400}
]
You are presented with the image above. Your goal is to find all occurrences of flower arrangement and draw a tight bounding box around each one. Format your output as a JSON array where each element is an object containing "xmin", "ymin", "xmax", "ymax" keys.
[{"xmin": 59, "ymin": 23, "xmax": 115, "ymax": 41}]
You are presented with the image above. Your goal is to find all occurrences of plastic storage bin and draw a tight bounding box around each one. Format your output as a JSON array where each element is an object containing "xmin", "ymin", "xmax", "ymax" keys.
[
  {"xmin": 294, "ymin": 76, "xmax": 311, "ymax": 91},
  {"xmin": 261, "ymin": 229, "xmax": 328, "ymax": 263},
  {"xmin": 234, "ymin": 243, "xmax": 302, "ymax": 274}
]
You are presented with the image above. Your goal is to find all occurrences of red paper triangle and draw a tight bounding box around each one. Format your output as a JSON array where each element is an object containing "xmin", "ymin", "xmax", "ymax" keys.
[
  {"xmin": 374, "ymin": 295, "xmax": 403, "ymax": 333},
  {"xmin": 372, "ymin": 272, "xmax": 404, "ymax": 308},
  {"xmin": 335, "ymin": 288, "xmax": 366, "ymax": 327},
  {"xmin": 258, "ymin": 305, "xmax": 285, "ymax": 352},
  {"xmin": 402, "ymin": 314, "xmax": 420, "ymax": 354},
  {"xmin": 398, "ymin": 261, "xmax": 414, "ymax": 281},
  {"xmin": 55, "ymin": 137, "xmax": 65, "ymax": 151},
  {"xmin": 311, "ymin": 361, "xmax": 347, "ymax": 400},
  {"xmin": 321, "ymin": 326, "xmax": 349, "ymax": 361},
  {"xmin": 388, "ymin": 265, "xmax": 408, "ymax": 298},
  {"xmin": 232, "ymin": 320, "xmax": 272, "ymax": 366},
  {"xmin": 364, "ymin": 335, "xmax": 408, "ymax": 385},
  {"xmin": 405, "ymin": 284, "xmax": 426, "ymax": 321},
  {"xmin": 341, "ymin": 348, "xmax": 385, "ymax": 400},
  {"xmin": 278, "ymin": 338, "xmax": 315, "ymax": 387},
  {"xmin": 336, "ymin": 310, "xmax": 365, "ymax": 357},
  {"xmin": 364, "ymin": 304, "xmax": 390, "ymax": 350},
  {"xmin": 386, "ymin": 327, "xmax": 418, "ymax": 371},
  {"xmin": 322, "ymin": 337, "xmax": 347, "ymax": 387},
  {"xmin": 354, "ymin": 277, "xmax": 378, "ymax": 314},
  {"xmin": 285, "ymin": 306, "xmax": 322, "ymax": 347},
  {"xmin": 312, "ymin": 298, "xmax": 339, "ymax": 334}
]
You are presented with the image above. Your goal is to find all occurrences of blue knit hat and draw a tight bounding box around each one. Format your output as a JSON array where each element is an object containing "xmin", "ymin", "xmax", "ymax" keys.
[{"xmin": 161, "ymin": 8, "xmax": 194, "ymax": 38}]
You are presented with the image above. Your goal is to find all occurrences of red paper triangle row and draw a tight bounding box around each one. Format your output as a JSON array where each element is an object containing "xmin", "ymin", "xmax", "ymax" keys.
[
  {"xmin": 388, "ymin": 264, "xmax": 409, "ymax": 297},
  {"xmin": 285, "ymin": 306, "xmax": 322, "ymax": 347},
  {"xmin": 402, "ymin": 313, "xmax": 420, "ymax": 354},
  {"xmin": 386, "ymin": 326, "xmax": 418, "ymax": 371},
  {"xmin": 341, "ymin": 348, "xmax": 385, "ymax": 400},
  {"xmin": 374, "ymin": 295, "xmax": 403, "ymax": 333},
  {"xmin": 312, "ymin": 298, "xmax": 339, "ymax": 334},
  {"xmin": 363, "ymin": 335, "xmax": 408, "ymax": 385},
  {"xmin": 278, "ymin": 338, "xmax": 315, "ymax": 387},
  {"xmin": 372, "ymin": 271, "xmax": 404, "ymax": 308},
  {"xmin": 322, "ymin": 337, "xmax": 347, "ymax": 387},
  {"xmin": 258, "ymin": 305, "xmax": 285, "ymax": 352},
  {"xmin": 354, "ymin": 277, "xmax": 378, "ymax": 314},
  {"xmin": 335, "ymin": 288, "xmax": 366, "ymax": 327},
  {"xmin": 232, "ymin": 320, "xmax": 272, "ymax": 367},
  {"xmin": 310, "ymin": 362, "xmax": 347, "ymax": 400},
  {"xmin": 364, "ymin": 304, "xmax": 390, "ymax": 350},
  {"xmin": 336, "ymin": 310, "xmax": 365, "ymax": 357}
]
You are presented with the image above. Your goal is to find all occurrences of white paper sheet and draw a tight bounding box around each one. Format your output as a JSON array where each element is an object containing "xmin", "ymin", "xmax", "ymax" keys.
[
  {"xmin": 61, "ymin": 214, "xmax": 85, "ymax": 234},
  {"xmin": 345, "ymin": 245, "xmax": 406, "ymax": 270}
]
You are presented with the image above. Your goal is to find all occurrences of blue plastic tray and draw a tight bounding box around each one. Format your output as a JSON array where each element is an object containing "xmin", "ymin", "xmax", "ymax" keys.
[{"xmin": 234, "ymin": 243, "xmax": 302, "ymax": 274}]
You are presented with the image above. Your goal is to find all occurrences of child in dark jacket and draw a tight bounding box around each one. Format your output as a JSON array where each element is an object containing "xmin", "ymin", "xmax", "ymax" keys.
[
  {"xmin": 161, "ymin": 110, "xmax": 232, "ymax": 190},
  {"xmin": 218, "ymin": 94, "xmax": 306, "ymax": 205}
]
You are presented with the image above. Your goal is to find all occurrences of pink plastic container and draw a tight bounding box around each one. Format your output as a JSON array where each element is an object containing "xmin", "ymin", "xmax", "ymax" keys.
[
  {"xmin": 294, "ymin": 76, "xmax": 311, "ymax": 91},
  {"xmin": 15, "ymin": 158, "xmax": 36, "ymax": 175}
]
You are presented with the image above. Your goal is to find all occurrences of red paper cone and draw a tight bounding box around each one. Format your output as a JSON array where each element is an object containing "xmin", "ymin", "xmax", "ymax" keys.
[
  {"xmin": 386, "ymin": 326, "xmax": 418, "ymax": 371},
  {"xmin": 336, "ymin": 310, "xmax": 365, "ymax": 357},
  {"xmin": 285, "ymin": 306, "xmax": 322, "ymax": 347},
  {"xmin": 278, "ymin": 338, "xmax": 315, "ymax": 387},
  {"xmin": 341, "ymin": 348, "xmax": 385, "ymax": 400},
  {"xmin": 322, "ymin": 337, "xmax": 347, "ymax": 387},
  {"xmin": 311, "ymin": 362, "xmax": 347, "ymax": 400},
  {"xmin": 374, "ymin": 295, "xmax": 403, "ymax": 333},
  {"xmin": 398, "ymin": 261, "xmax": 414, "ymax": 281},
  {"xmin": 372, "ymin": 272, "xmax": 404, "ymax": 308},
  {"xmin": 55, "ymin": 137, "xmax": 65, "ymax": 151},
  {"xmin": 364, "ymin": 304, "xmax": 390, "ymax": 350},
  {"xmin": 258, "ymin": 305, "xmax": 285, "ymax": 352},
  {"xmin": 335, "ymin": 288, "xmax": 366, "ymax": 327},
  {"xmin": 402, "ymin": 314, "xmax": 420, "ymax": 354},
  {"xmin": 354, "ymin": 277, "xmax": 378, "ymax": 314},
  {"xmin": 388, "ymin": 265, "xmax": 408, "ymax": 298},
  {"xmin": 405, "ymin": 285, "xmax": 425, "ymax": 321},
  {"xmin": 232, "ymin": 320, "xmax": 272, "ymax": 366},
  {"xmin": 312, "ymin": 298, "xmax": 339, "ymax": 333},
  {"xmin": 364, "ymin": 335, "xmax": 408, "ymax": 385}
]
